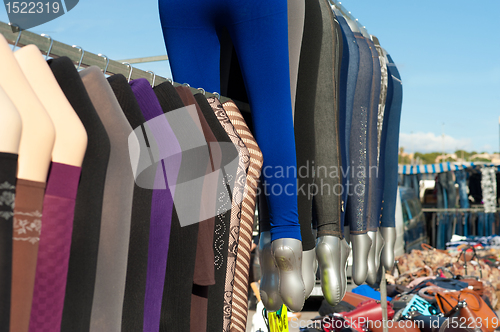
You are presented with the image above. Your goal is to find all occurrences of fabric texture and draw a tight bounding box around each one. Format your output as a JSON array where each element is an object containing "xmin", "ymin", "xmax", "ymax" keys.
[
  {"xmin": 287, "ymin": 0, "xmax": 305, "ymax": 118},
  {"xmin": 366, "ymin": 37, "xmax": 382, "ymax": 231},
  {"xmin": 130, "ymin": 78, "xmax": 178, "ymax": 332},
  {"xmin": 304, "ymin": 0, "xmax": 343, "ymax": 238},
  {"xmin": 346, "ymin": 33, "xmax": 373, "ymax": 234},
  {"xmin": 175, "ymin": 86, "xmax": 221, "ymax": 332},
  {"xmin": 29, "ymin": 163, "xmax": 81, "ymax": 332},
  {"xmin": 48, "ymin": 57, "xmax": 111, "ymax": 332},
  {"xmin": 194, "ymin": 93, "xmax": 239, "ymax": 332},
  {"xmin": 107, "ymin": 74, "xmax": 153, "ymax": 332},
  {"xmin": 372, "ymin": 37, "xmax": 389, "ymax": 230},
  {"xmin": 207, "ymin": 97, "xmax": 248, "ymax": 330},
  {"xmin": 336, "ymin": 13, "xmax": 359, "ymax": 234},
  {"xmin": 195, "ymin": 93, "xmax": 236, "ymax": 332},
  {"xmin": 0, "ymin": 153, "xmax": 17, "ymax": 328},
  {"xmin": 159, "ymin": 0, "xmax": 301, "ymax": 242},
  {"xmin": 11, "ymin": 179, "xmax": 45, "ymax": 332},
  {"xmin": 80, "ymin": 66, "xmax": 136, "ymax": 332},
  {"xmin": 207, "ymin": 95, "xmax": 249, "ymax": 332},
  {"xmin": 380, "ymin": 54, "xmax": 402, "ymax": 229},
  {"xmin": 220, "ymin": 100, "xmax": 263, "ymax": 332},
  {"xmin": 212, "ymin": 101, "xmax": 250, "ymax": 331},
  {"xmin": 153, "ymin": 81, "xmax": 199, "ymax": 332},
  {"xmin": 291, "ymin": 0, "xmax": 319, "ymax": 248},
  {"xmin": 175, "ymin": 87, "xmax": 218, "ymax": 286}
]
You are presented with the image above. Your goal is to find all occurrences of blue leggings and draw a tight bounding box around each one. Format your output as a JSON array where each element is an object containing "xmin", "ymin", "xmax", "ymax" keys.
[
  {"xmin": 159, "ymin": 0, "xmax": 301, "ymax": 241},
  {"xmin": 380, "ymin": 54, "xmax": 402, "ymax": 228},
  {"xmin": 346, "ymin": 32, "xmax": 372, "ymax": 234},
  {"xmin": 366, "ymin": 38, "xmax": 382, "ymax": 231},
  {"xmin": 336, "ymin": 15, "xmax": 359, "ymax": 236}
]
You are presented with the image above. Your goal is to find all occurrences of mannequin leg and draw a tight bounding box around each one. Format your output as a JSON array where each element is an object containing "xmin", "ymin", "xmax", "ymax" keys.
[
  {"xmin": 227, "ymin": 6, "xmax": 301, "ymax": 242},
  {"xmin": 162, "ymin": 0, "xmax": 303, "ymax": 240},
  {"xmin": 311, "ymin": 0, "xmax": 343, "ymax": 240},
  {"xmin": 365, "ymin": 37, "xmax": 382, "ymax": 285},
  {"xmin": 160, "ymin": 0, "xmax": 304, "ymax": 311},
  {"xmin": 227, "ymin": 6, "xmax": 305, "ymax": 311},
  {"xmin": 346, "ymin": 32, "xmax": 373, "ymax": 285},
  {"xmin": 380, "ymin": 54, "xmax": 402, "ymax": 270},
  {"xmin": 271, "ymin": 238, "xmax": 305, "ymax": 312},
  {"xmin": 300, "ymin": 0, "xmax": 346, "ymax": 306},
  {"xmin": 294, "ymin": 0, "xmax": 319, "ymax": 299},
  {"xmin": 258, "ymin": 231, "xmax": 282, "ymax": 312},
  {"xmin": 257, "ymin": 191, "xmax": 282, "ymax": 312},
  {"xmin": 336, "ymin": 15, "xmax": 355, "ymax": 238}
]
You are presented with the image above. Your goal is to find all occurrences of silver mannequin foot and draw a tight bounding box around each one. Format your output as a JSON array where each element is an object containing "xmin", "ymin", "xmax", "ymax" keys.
[
  {"xmin": 350, "ymin": 233, "xmax": 372, "ymax": 285},
  {"xmin": 339, "ymin": 238, "xmax": 351, "ymax": 298},
  {"xmin": 344, "ymin": 225, "xmax": 350, "ymax": 244},
  {"xmin": 259, "ymin": 231, "xmax": 283, "ymax": 312},
  {"xmin": 316, "ymin": 236, "xmax": 342, "ymax": 306},
  {"xmin": 302, "ymin": 248, "xmax": 317, "ymax": 299},
  {"xmin": 380, "ymin": 227, "xmax": 396, "ymax": 270},
  {"xmin": 272, "ymin": 238, "xmax": 305, "ymax": 312},
  {"xmin": 365, "ymin": 231, "xmax": 378, "ymax": 285},
  {"xmin": 375, "ymin": 229, "xmax": 385, "ymax": 270}
]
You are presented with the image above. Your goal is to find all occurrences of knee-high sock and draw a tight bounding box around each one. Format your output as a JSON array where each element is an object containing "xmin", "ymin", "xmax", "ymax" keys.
[
  {"xmin": 0, "ymin": 153, "xmax": 17, "ymax": 328},
  {"xmin": 48, "ymin": 57, "xmax": 111, "ymax": 332}
]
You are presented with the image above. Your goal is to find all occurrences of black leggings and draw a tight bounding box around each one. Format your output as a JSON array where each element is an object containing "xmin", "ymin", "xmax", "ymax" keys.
[{"xmin": 304, "ymin": 0, "xmax": 344, "ymax": 238}]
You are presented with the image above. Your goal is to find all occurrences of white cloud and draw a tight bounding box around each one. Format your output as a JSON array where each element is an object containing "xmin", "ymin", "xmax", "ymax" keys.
[
  {"xmin": 399, "ymin": 132, "xmax": 472, "ymax": 153},
  {"xmin": 481, "ymin": 144, "xmax": 492, "ymax": 152}
]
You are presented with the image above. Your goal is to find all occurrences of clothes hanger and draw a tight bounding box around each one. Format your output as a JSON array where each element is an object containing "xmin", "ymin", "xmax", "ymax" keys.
[
  {"xmin": 97, "ymin": 53, "xmax": 109, "ymax": 74},
  {"xmin": 72, "ymin": 45, "xmax": 84, "ymax": 70},
  {"xmin": 122, "ymin": 62, "xmax": 133, "ymax": 82},
  {"xmin": 146, "ymin": 70, "xmax": 156, "ymax": 87},
  {"xmin": 40, "ymin": 33, "xmax": 53, "ymax": 60}
]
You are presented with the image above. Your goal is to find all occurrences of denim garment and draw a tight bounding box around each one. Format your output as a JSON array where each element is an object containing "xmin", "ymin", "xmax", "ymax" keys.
[
  {"xmin": 373, "ymin": 37, "xmax": 389, "ymax": 231},
  {"xmin": 455, "ymin": 170, "xmax": 469, "ymax": 236},
  {"xmin": 336, "ymin": 15, "xmax": 359, "ymax": 235},
  {"xmin": 346, "ymin": 32, "xmax": 373, "ymax": 234},
  {"xmin": 485, "ymin": 213, "xmax": 494, "ymax": 236},
  {"xmin": 366, "ymin": 37, "xmax": 382, "ymax": 232},
  {"xmin": 403, "ymin": 175, "xmax": 420, "ymax": 201},
  {"xmin": 436, "ymin": 212, "xmax": 446, "ymax": 250},
  {"xmin": 380, "ymin": 54, "xmax": 402, "ymax": 229},
  {"xmin": 477, "ymin": 211, "xmax": 485, "ymax": 236},
  {"xmin": 455, "ymin": 170, "xmax": 469, "ymax": 208},
  {"xmin": 440, "ymin": 172, "xmax": 457, "ymax": 208}
]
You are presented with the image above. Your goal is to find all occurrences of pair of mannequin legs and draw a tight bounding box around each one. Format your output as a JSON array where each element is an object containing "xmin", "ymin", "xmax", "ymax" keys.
[
  {"xmin": 160, "ymin": 0, "xmax": 307, "ymax": 313},
  {"xmin": 259, "ymin": 0, "xmax": 350, "ymax": 310},
  {"xmin": 0, "ymin": 36, "xmax": 87, "ymax": 332}
]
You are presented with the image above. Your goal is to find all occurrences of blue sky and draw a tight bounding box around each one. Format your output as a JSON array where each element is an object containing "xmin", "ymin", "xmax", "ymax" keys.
[{"xmin": 1, "ymin": 0, "xmax": 499, "ymax": 154}]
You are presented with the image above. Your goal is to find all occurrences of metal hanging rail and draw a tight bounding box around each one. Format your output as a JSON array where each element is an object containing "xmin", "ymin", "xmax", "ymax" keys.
[
  {"xmin": 422, "ymin": 207, "xmax": 488, "ymax": 213},
  {"xmin": 118, "ymin": 55, "xmax": 169, "ymax": 64},
  {"xmin": 0, "ymin": 21, "xmax": 251, "ymax": 111}
]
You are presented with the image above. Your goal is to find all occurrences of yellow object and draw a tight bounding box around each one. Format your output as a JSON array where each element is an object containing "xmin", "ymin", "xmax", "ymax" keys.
[{"xmin": 268, "ymin": 305, "xmax": 289, "ymax": 332}]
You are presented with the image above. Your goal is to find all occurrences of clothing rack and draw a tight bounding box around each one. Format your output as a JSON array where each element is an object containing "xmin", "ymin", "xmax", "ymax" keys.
[
  {"xmin": 0, "ymin": 21, "xmax": 251, "ymax": 113},
  {"xmin": 422, "ymin": 208, "xmax": 488, "ymax": 213}
]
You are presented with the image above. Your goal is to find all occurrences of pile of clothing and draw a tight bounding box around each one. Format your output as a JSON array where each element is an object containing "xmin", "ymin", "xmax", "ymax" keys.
[
  {"xmin": 300, "ymin": 244, "xmax": 500, "ymax": 332},
  {"xmin": 390, "ymin": 244, "xmax": 500, "ymax": 309}
]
